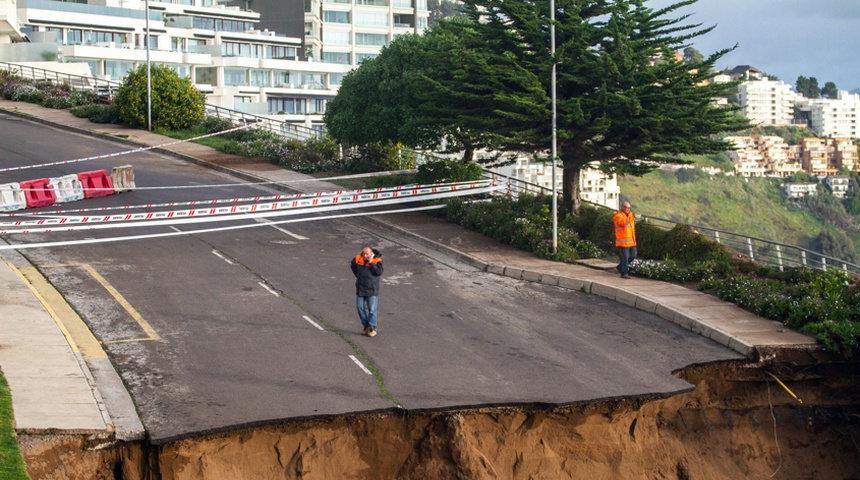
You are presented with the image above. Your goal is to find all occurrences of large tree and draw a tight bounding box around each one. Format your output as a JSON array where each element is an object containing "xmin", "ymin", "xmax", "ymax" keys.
[
  {"xmin": 450, "ymin": 0, "xmax": 750, "ymax": 214},
  {"xmin": 796, "ymin": 75, "xmax": 820, "ymax": 98}
]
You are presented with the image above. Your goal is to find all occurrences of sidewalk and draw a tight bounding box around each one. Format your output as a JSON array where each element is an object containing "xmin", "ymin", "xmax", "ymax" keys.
[{"xmin": 0, "ymin": 99, "xmax": 819, "ymax": 437}]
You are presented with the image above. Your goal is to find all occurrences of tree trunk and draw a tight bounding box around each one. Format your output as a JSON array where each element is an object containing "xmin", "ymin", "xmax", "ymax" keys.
[{"xmin": 562, "ymin": 166, "xmax": 582, "ymax": 216}]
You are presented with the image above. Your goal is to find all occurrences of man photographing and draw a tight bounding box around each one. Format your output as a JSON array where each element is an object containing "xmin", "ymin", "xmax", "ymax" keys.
[
  {"xmin": 613, "ymin": 202, "xmax": 637, "ymax": 279},
  {"xmin": 350, "ymin": 246, "xmax": 384, "ymax": 337}
]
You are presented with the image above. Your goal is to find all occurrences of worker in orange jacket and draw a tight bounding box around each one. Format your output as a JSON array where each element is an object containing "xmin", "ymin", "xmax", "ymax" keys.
[{"xmin": 613, "ymin": 201, "xmax": 637, "ymax": 279}]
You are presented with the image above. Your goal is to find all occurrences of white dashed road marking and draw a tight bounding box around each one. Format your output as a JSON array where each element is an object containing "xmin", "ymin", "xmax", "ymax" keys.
[{"xmin": 349, "ymin": 355, "xmax": 372, "ymax": 375}]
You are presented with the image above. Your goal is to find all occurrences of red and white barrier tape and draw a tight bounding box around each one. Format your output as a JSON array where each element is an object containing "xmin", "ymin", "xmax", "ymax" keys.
[
  {"xmin": 0, "ymin": 204, "xmax": 447, "ymax": 251},
  {"xmin": 1, "ymin": 179, "xmax": 464, "ymax": 218},
  {"xmin": 0, "ymin": 182, "xmax": 502, "ymax": 235}
]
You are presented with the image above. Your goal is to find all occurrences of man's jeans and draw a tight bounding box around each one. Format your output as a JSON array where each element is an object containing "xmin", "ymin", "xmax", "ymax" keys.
[
  {"xmin": 618, "ymin": 246, "xmax": 637, "ymax": 275},
  {"xmin": 357, "ymin": 295, "xmax": 378, "ymax": 329}
]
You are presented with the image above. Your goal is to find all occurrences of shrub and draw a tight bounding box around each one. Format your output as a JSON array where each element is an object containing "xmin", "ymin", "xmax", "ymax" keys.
[
  {"xmin": 113, "ymin": 65, "xmax": 205, "ymax": 130},
  {"xmin": 345, "ymin": 142, "xmax": 405, "ymax": 173},
  {"xmin": 365, "ymin": 173, "xmax": 417, "ymax": 188},
  {"xmin": 416, "ymin": 159, "xmax": 483, "ymax": 184},
  {"xmin": 69, "ymin": 104, "xmax": 121, "ymax": 123},
  {"xmin": 444, "ymin": 195, "xmax": 607, "ymax": 263}
]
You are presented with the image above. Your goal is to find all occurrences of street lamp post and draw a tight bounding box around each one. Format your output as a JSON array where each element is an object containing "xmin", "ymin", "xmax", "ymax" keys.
[
  {"xmin": 145, "ymin": 0, "xmax": 152, "ymax": 131},
  {"xmin": 550, "ymin": 0, "xmax": 558, "ymax": 254}
]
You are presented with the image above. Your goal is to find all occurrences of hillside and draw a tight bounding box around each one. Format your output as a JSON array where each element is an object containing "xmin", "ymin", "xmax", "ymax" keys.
[{"xmin": 619, "ymin": 169, "xmax": 860, "ymax": 260}]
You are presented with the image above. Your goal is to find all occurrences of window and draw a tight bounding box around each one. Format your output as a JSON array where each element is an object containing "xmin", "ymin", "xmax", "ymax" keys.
[
  {"xmin": 187, "ymin": 39, "xmax": 207, "ymax": 53},
  {"xmin": 168, "ymin": 65, "xmax": 191, "ymax": 78},
  {"xmin": 171, "ymin": 37, "xmax": 185, "ymax": 52},
  {"xmin": 224, "ymin": 68, "xmax": 248, "ymax": 86},
  {"xmin": 67, "ymin": 29, "xmax": 83, "ymax": 44},
  {"xmin": 355, "ymin": 12, "xmax": 388, "ymax": 26},
  {"xmin": 233, "ymin": 96, "xmax": 252, "ymax": 110},
  {"xmin": 355, "ymin": 33, "xmax": 387, "ymax": 46},
  {"xmin": 323, "ymin": 10, "xmax": 350, "ymax": 23},
  {"xmin": 91, "ymin": 31, "xmax": 126, "ymax": 44},
  {"xmin": 328, "ymin": 72, "xmax": 346, "ymax": 85},
  {"xmin": 268, "ymin": 97, "xmax": 306, "ymax": 114},
  {"xmin": 307, "ymin": 98, "xmax": 326, "ymax": 114},
  {"xmin": 267, "ymin": 45, "xmax": 296, "ymax": 59},
  {"xmin": 195, "ymin": 67, "xmax": 217, "ymax": 85},
  {"xmin": 251, "ymin": 70, "xmax": 270, "ymax": 87},
  {"xmin": 392, "ymin": 0, "xmax": 411, "ymax": 7},
  {"xmin": 104, "ymin": 61, "xmax": 133, "ymax": 81},
  {"xmin": 322, "ymin": 30, "xmax": 351, "ymax": 45},
  {"xmin": 321, "ymin": 51, "xmax": 350, "ymax": 64},
  {"xmin": 273, "ymin": 70, "xmax": 292, "ymax": 87},
  {"xmin": 356, "ymin": 0, "xmax": 388, "ymax": 5},
  {"xmin": 302, "ymin": 73, "xmax": 325, "ymax": 88}
]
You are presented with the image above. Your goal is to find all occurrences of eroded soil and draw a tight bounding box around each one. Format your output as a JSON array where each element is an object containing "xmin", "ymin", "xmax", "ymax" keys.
[{"xmin": 20, "ymin": 349, "xmax": 860, "ymax": 479}]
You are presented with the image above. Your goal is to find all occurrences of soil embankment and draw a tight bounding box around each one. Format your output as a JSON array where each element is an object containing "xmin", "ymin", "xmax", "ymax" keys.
[{"xmin": 19, "ymin": 350, "xmax": 860, "ymax": 479}]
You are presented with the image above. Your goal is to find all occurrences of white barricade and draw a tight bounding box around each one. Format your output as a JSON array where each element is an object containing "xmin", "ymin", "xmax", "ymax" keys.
[
  {"xmin": 49, "ymin": 174, "xmax": 85, "ymax": 204},
  {"xmin": 0, "ymin": 183, "xmax": 26, "ymax": 212},
  {"xmin": 111, "ymin": 165, "xmax": 136, "ymax": 192}
]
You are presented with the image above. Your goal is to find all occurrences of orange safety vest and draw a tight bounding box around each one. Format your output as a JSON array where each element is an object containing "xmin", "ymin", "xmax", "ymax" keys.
[{"xmin": 613, "ymin": 210, "xmax": 636, "ymax": 248}]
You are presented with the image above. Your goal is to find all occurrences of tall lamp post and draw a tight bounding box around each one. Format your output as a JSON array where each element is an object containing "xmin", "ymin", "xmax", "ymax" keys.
[
  {"xmin": 550, "ymin": 0, "xmax": 558, "ymax": 254},
  {"xmin": 145, "ymin": 0, "xmax": 152, "ymax": 131}
]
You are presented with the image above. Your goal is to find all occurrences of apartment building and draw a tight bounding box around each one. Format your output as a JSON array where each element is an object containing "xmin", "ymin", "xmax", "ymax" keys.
[
  {"xmin": 783, "ymin": 182, "xmax": 817, "ymax": 199},
  {"xmin": 799, "ymin": 137, "xmax": 833, "ymax": 175},
  {"xmin": 795, "ymin": 91, "xmax": 860, "ymax": 139},
  {"xmin": 489, "ymin": 157, "xmax": 621, "ymax": 210},
  {"xmin": 725, "ymin": 135, "xmax": 800, "ymax": 178},
  {"xmin": 822, "ymin": 175, "xmax": 851, "ymax": 198},
  {"xmin": 736, "ymin": 77, "xmax": 799, "ymax": 126},
  {"xmin": 301, "ymin": 0, "xmax": 429, "ymax": 67}
]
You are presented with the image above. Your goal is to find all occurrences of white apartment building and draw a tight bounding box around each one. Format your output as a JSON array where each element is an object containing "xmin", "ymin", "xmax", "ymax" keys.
[
  {"xmin": 2, "ymin": 0, "xmax": 429, "ymax": 129},
  {"xmin": 736, "ymin": 77, "xmax": 800, "ymax": 126},
  {"xmin": 303, "ymin": 0, "xmax": 429, "ymax": 68},
  {"xmin": 783, "ymin": 182, "xmax": 817, "ymax": 199},
  {"xmin": 795, "ymin": 90, "xmax": 860, "ymax": 139},
  {"xmin": 822, "ymin": 175, "xmax": 851, "ymax": 198},
  {"xmin": 488, "ymin": 157, "xmax": 621, "ymax": 210}
]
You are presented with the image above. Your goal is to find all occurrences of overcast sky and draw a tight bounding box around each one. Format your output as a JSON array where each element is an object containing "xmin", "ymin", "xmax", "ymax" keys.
[{"xmin": 646, "ymin": 0, "xmax": 860, "ymax": 92}]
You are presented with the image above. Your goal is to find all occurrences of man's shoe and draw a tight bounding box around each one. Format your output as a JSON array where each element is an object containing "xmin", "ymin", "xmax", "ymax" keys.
[
  {"xmin": 621, "ymin": 274, "xmax": 630, "ymax": 279},
  {"xmin": 367, "ymin": 328, "xmax": 377, "ymax": 337},
  {"xmin": 361, "ymin": 325, "xmax": 370, "ymax": 335}
]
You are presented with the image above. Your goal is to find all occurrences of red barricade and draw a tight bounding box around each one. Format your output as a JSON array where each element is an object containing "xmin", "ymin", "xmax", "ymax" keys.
[
  {"xmin": 77, "ymin": 170, "xmax": 114, "ymax": 198},
  {"xmin": 20, "ymin": 178, "xmax": 57, "ymax": 209}
]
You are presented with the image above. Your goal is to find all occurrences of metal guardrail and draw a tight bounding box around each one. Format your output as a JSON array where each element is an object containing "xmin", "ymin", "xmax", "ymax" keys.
[
  {"xmin": 0, "ymin": 60, "xmax": 120, "ymax": 100},
  {"xmin": 482, "ymin": 170, "xmax": 860, "ymax": 276}
]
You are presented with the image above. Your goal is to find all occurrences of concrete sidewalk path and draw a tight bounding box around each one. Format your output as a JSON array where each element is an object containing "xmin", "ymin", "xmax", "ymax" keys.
[{"xmin": 0, "ymin": 99, "xmax": 819, "ymax": 439}]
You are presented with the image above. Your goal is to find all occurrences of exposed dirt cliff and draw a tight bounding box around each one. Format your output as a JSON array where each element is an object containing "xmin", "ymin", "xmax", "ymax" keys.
[{"xmin": 20, "ymin": 351, "xmax": 860, "ymax": 479}]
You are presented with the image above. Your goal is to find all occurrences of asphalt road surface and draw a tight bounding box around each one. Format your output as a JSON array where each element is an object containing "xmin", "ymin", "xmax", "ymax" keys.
[{"xmin": 0, "ymin": 115, "xmax": 744, "ymax": 443}]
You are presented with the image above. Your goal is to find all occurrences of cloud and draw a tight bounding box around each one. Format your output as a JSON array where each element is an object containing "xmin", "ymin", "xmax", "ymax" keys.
[{"xmin": 647, "ymin": 0, "xmax": 860, "ymax": 90}]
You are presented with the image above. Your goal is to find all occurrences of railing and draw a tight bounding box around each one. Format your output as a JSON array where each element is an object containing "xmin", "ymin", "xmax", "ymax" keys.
[
  {"xmin": 0, "ymin": 60, "xmax": 120, "ymax": 101},
  {"xmin": 482, "ymin": 170, "xmax": 860, "ymax": 276},
  {"xmin": 203, "ymin": 105, "xmax": 322, "ymax": 141}
]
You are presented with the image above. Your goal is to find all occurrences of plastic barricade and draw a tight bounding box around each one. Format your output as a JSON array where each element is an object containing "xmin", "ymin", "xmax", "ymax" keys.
[
  {"xmin": 0, "ymin": 182, "xmax": 26, "ymax": 212},
  {"xmin": 77, "ymin": 170, "xmax": 114, "ymax": 198},
  {"xmin": 111, "ymin": 165, "xmax": 136, "ymax": 193},
  {"xmin": 20, "ymin": 178, "xmax": 57, "ymax": 209},
  {"xmin": 49, "ymin": 174, "xmax": 85, "ymax": 203}
]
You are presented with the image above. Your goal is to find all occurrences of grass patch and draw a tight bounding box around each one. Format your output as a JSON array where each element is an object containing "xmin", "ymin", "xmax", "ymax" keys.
[
  {"xmin": 0, "ymin": 369, "xmax": 30, "ymax": 480},
  {"xmin": 621, "ymin": 171, "xmax": 833, "ymax": 253}
]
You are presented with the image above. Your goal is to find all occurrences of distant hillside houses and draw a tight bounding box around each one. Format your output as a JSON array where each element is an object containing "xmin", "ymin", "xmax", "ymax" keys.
[{"xmin": 724, "ymin": 135, "xmax": 858, "ymax": 178}]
